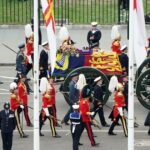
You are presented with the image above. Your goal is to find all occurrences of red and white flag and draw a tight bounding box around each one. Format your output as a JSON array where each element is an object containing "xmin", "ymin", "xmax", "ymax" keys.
[
  {"xmin": 41, "ymin": 0, "xmax": 56, "ymax": 74},
  {"xmin": 132, "ymin": 0, "xmax": 147, "ymax": 67}
]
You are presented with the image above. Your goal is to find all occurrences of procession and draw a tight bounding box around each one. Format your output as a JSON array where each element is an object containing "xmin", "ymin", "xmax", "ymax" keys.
[{"xmin": 0, "ymin": 0, "xmax": 150, "ymax": 150}]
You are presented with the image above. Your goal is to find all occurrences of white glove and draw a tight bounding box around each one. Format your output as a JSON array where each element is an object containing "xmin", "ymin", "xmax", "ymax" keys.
[
  {"xmin": 20, "ymin": 105, "xmax": 24, "ymax": 109},
  {"xmin": 118, "ymin": 107, "xmax": 123, "ymax": 116},
  {"xmin": 90, "ymin": 112, "xmax": 95, "ymax": 116},
  {"xmin": 43, "ymin": 108, "xmax": 50, "ymax": 117}
]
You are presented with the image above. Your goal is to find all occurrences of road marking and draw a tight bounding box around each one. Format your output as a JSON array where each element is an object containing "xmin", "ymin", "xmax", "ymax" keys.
[{"xmin": 135, "ymin": 140, "xmax": 150, "ymax": 147}]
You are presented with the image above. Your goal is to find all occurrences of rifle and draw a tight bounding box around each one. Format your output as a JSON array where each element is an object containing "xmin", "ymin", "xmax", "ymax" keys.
[{"xmin": 1, "ymin": 43, "xmax": 17, "ymax": 54}]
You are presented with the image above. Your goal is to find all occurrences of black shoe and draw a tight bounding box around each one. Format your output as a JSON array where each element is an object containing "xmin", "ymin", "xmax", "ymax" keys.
[
  {"xmin": 53, "ymin": 134, "xmax": 61, "ymax": 138},
  {"xmin": 0, "ymin": 81, "xmax": 3, "ymax": 84},
  {"xmin": 20, "ymin": 134, "xmax": 28, "ymax": 138},
  {"xmin": 56, "ymin": 123, "xmax": 62, "ymax": 128},
  {"xmin": 27, "ymin": 123, "xmax": 33, "ymax": 127},
  {"xmin": 108, "ymin": 132, "xmax": 117, "ymax": 136},
  {"xmin": 78, "ymin": 143, "xmax": 83, "ymax": 146},
  {"xmin": 64, "ymin": 122, "xmax": 70, "ymax": 125},
  {"xmin": 148, "ymin": 130, "xmax": 150, "ymax": 135},
  {"xmin": 40, "ymin": 132, "xmax": 44, "ymax": 136},
  {"xmin": 134, "ymin": 122, "xmax": 139, "ymax": 128},
  {"xmin": 116, "ymin": 123, "xmax": 121, "ymax": 126},
  {"xmin": 92, "ymin": 143, "xmax": 99, "ymax": 147},
  {"xmin": 103, "ymin": 123, "xmax": 110, "ymax": 127}
]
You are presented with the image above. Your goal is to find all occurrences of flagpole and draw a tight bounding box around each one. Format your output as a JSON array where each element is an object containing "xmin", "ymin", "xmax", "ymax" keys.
[
  {"xmin": 34, "ymin": 0, "xmax": 39, "ymax": 149},
  {"xmin": 128, "ymin": 0, "xmax": 134, "ymax": 150}
]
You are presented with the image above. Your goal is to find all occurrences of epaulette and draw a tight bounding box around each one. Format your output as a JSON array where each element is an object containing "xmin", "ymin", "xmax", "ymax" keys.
[
  {"xmin": 11, "ymin": 94, "xmax": 16, "ymax": 99},
  {"xmin": 44, "ymin": 94, "xmax": 51, "ymax": 99}
]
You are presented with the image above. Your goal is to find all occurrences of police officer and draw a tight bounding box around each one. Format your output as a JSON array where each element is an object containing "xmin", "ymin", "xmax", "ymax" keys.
[
  {"xmin": 62, "ymin": 72, "xmax": 79, "ymax": 125},
  {"xmin": 87, "ymin": 22, "xmax": 101, "ymax": 49},
  {"xmin": 92, "ymin": 76, "xmax": 110, "ymax": 127},
  {"xmin": 70, "ymin": 103, "xmax": 82, "ymax": 150},
  {"xmin": 0, "ymin": 102, "xmax": 16, "ymax": 150},
  {"xmin": 39, "ymin": 41, "xmax": 50, "ymax": 79}
]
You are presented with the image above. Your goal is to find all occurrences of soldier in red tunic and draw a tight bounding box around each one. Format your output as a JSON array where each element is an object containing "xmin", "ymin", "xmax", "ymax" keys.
[
  {"xmin": 39, "ymin": 77, "xmax": 61, "ymax": 138},
  {"xmin": 9, "ymin": 82, "xmax": 28, "ymax": 138},
  {"xmin": 108, "ymin": 83, "xmax": 128, "ymax": 137},
  {"xmin": 79, "ymin": 85, "xmax": 99, "ymax": 147},
  {"xmin": 18, "ymin": 74, "xmax": 33, "ymax": 127},
  {"xmin": 111, "ymin": 25, "xmax": 122, "ymax": 55}
]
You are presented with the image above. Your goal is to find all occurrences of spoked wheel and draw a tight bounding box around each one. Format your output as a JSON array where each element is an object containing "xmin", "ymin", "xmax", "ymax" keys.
[
  {"xmin": 136, "ymin": 68, "xmax": 150, "ymax": 110},
  {"xmin": 135, "ymin": 58, "xmax": 150, "ymax": 80},
  {"xmin": 61, "ymin": 67, "xmax": 110, "ymax": 105}
]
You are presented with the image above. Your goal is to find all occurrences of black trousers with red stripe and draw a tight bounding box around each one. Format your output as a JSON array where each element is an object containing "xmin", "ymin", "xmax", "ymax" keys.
[
  {"xmin": 23, "ymin": 105, "xmax": 31, "ymax": 126},
  {"xmin": 80, "ymin": 121, "xmax": 96, "ymax": 146}
]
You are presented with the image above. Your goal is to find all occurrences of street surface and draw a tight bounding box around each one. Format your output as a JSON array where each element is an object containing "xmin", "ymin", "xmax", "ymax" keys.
[
  {"xmin": 0, "ymin": 66, "xmax": 149, "ymax": 150},
  {"xmin": 0, "ymin": 25, "xmax": 150, "ymax": 149}
]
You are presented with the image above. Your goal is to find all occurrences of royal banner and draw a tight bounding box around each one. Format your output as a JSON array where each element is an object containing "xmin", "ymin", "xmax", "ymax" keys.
[{"xmin": 53, "ymin": 51, "xmax": 122, "ymax": 76}]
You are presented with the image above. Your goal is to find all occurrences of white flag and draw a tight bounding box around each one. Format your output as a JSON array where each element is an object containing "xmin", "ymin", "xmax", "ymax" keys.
[
  {"xmin": 41, "ymin": 0, "xmax": 56, "ymax": 74},
  {"xmin": 133, "ymin": 0, "xmax": 147, "ymax": 67}
]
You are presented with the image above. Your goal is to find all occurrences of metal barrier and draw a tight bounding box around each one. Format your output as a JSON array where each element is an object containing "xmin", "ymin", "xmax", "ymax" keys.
[{"xmin": 0, "ymin": 0, "xmax": 150, "ymax": 25}]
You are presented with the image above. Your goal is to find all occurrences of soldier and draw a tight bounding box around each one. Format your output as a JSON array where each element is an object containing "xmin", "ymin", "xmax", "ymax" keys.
[
  {"xmin": 111, "ymin": 25, "xmax": 122, "ymax": 55},
  {"xmin": 79, "ymin": 85, "xmax": 99, "ymax": 147},
  {"xmin": 0, "ymin": 102, "xmax": 16, "ymax": 150},
  {"xmin": 108, "ymin": 83, "xmax": 128, "ymax": 137},
  {"xmin": 9, "ymin": 82, "xmax": 28, "ymax": 138},
  {"xmin": 87, "ymin": 22, "xmax": 101, "ymax": 49},
  {"xmin": 47, "ymin": 76, "xmax": 60, "ymax": 127},
  {"xmin": 69, "ymin": 103, "xmax": 82, "ymax": 150},
  {"xmin": 61, "ymin": 72, "xmax": 79, "ymax": 125},
  {"xmin": 92, "ymin": 76, "xmax": 110, "ymax": 127},
  {"xmin": 16, "ymin": 43, "xmax": 32, "ymax": 94},
  {"xmin": 18, "ymin": 74, "xmax": 33, "ymax": 127},
  {"xmin": 39, "ymin": 77, "xmax": 61, "ymax": 138},
  {"xmin": 39, "ymin": 41, "xmax": 50, "ymax": 79}
]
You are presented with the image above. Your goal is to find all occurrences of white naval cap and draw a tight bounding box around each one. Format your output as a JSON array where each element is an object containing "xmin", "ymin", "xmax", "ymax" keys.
[
  {"xmin": 42, "ymin": 41, "xmax": 48, "ymax": 46},
  {"xmin": 121, "ymin": 45, "xmax": 127, "ymax": 51},
  {"xmin": 91, "ymin": 22, "xmax": 98, "ymax": 26},
  {"xmin": 94, "ymin": 76, "xmax": 102, "ymax": 83},
  {"xmin": 72, "ymin": 103, "xmax": 79, "ymax": 109}
]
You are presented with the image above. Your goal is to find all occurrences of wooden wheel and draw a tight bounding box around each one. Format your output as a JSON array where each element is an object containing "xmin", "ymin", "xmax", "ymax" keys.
[
  {"xmin": 61, "ymin": 67, "xmax": 110, "ymax": 105},
  {"xmin": 136, "ymin": 68, "xmax": 150, "ymax": 110}
]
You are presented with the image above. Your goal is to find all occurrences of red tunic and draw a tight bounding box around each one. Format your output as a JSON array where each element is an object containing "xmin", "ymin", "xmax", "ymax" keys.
[
  {"xmin": 10, "ymin": 94, "xmax": 21, "ymax": 111},
  {"xmin": 42, "ymin": 93, "xmax": 52, "ymax": 108},
  {"xmin": 18, "ymin": 82, "xmax": 28, "ymax": 105},
  {"xmin": 79, "ymin": 99, "xmax": 90, "ymax": 122},
  {"xmin": 111, "ymin": 40, "xmax": 122, "ymax": 55},
  {"xmin": 113, "ymin": 91, "xmax": 125, "ymax": 119},
  {"xmin": 26, "ymin": 42, "xmax": 34, "ymax": 56},
  {"xmin": 50, "ymin": 83, "xmax": 56, "ymax": 105}
]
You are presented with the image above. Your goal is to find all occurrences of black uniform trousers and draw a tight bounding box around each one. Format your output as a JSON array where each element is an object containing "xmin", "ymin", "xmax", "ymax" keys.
[
  {"xmin": 1, "ymin": 132, "xmax": 13, "ymax": 150},
  {"xmin": 92, "ymin": 105, "xmax": 107, "ymax": 126},
  {"xmin": 39, "ymin": 107, "xmax": 56, "ymax": 136},
  {"xmin": 109, "ymin": 115, "xmax": 128, "ymax": 137},
  {"xmin": 71, "ymin": 124, "xmax": 82, "ymax": 150},
  {"xmin": 23, "ymin": 105, "xmax": 31, "ymax": 126},
  {"xmin": 14, "ymin": 107, "xmax": 25, "ymax": 137}
]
